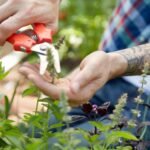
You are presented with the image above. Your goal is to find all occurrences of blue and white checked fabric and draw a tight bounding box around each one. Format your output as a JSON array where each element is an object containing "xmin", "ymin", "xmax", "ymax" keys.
[{"xmin": 101, "ymin": 0, "xmax": 150, "ymax": 94}]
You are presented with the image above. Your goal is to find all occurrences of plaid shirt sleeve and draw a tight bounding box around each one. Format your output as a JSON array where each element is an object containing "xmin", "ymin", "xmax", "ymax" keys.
[{"xmin": 101, "ymin": 0, "xmax": 150, "ymax": 52}]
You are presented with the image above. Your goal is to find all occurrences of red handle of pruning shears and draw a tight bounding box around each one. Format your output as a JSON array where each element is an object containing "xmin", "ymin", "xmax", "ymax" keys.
[{"xmin": 7, "ymin": 23, "xmax": 53, "ymax": 53}]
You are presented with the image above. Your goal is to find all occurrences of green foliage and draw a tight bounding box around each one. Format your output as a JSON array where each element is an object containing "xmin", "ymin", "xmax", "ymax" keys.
[
  {"xmin": 22, "ymin": 86, "xmax": 39, "ymax": 97},
  {"xmin": 0, "ymin": 1, "xmax": 150, "ymax": 149},
  {"xmin": 107, "ymin": 131, "xmax": 138, "ymax": 141},
  {"xmin": 0, "ymin": 82, "xmax": 19, "ymax": 120},
  {"xmin": 0, "ymin": 62, "xmax": 9, "ymax": 80},
  {"xmin": 116, "ymin": 146, "xmax": 132, "ymax": 150},
  {"xmin": 58, "ymin": 0, "xmax": 116, "ymax": 64},
  {"xmin": 89, "ymin": 121, "xmax": 111, "ymax": 132},
  {"xmin": 109, "ymin": 94, "xmax": 127, "ymax": 127},
  {"xmin": 4, "ymin": 96, "xmax": 10, "ymax": 119},
  {"xmin": 0, "ymin": 81, "xmax": 140, "ymax": 150}
]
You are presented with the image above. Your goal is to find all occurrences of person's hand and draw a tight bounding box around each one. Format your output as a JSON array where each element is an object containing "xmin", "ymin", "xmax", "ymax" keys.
[
  {"xmin": 19, "ymin": 51, "xmax": 127, "ymax": 106},
  {"xmin": 0, "ymin": 0, "xmax": 60, "ymax": 45},
  {"xmin": 19, "ymin": 63, "xmax": 92, "ymax": 107},
  {"xmin": 70, "ymin": 51, "xmax": 127, "ymax": 93}
]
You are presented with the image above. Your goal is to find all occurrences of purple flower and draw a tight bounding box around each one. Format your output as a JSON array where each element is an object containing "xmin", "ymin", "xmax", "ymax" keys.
[
  {"xmin": 82, "ymin": 102, "xmax": 110, "ymax": 116},
  {"xmin": 92, "ymin": 104, "xmax": 98, "ymax": 113},
  {"xmin": 82, "ymin": 103, "xmax": 93, "ymax": 113}
]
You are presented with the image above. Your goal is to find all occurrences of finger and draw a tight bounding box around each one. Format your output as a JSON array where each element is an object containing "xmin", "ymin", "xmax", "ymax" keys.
[
  {"xmin": 21, "ymin": 62, "xmax": 39, "ymax": 73},
  {"xmin": 19, "ymin": 66, "xmax": 38, "ymax": 78},
  {"xmin": 20, "ymin": 63, "xmax": 52, "ymax": 81},
  {"xmin": 0, "ymin": 12, "xmax": 30, "ymax": 45},
  {"xmin": 28, "ymin": 73, "xmax": 61, "ymax": 99},
  {"xmin": 46, "ymin": 21, "xmax": 58, "ymax": 34},
  {"xmin": 69, "ymin": 77, "xmax": 106, "ymax": 107},
  {"xmin": 71, "ymin": 66, "xmax": 97, "ymax": 93},
  {"xmin": 19, "ymin": 66, "xmax": 61, "ymax": 99},
  {"xmin": 0, "ymin": 1, "xmax": 16, "ymax": 22},
  {"xmin": 20, "ymin": 65, "xmax": 51, "ymax": 82}
]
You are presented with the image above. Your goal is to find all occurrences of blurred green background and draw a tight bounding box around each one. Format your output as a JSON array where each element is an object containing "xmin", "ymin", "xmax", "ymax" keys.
[{"xmin": 56, "ymin": 0, "xmax": 116, "ymax": 71}]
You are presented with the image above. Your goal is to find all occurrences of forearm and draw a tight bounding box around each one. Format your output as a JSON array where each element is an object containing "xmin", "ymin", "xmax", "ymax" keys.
[{"xmin": 109, "ymin": 43, "xmax": 150, "ymax": 78}]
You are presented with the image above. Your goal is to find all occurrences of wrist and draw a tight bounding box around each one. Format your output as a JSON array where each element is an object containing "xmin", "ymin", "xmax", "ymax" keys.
[{"xmin": 108, "ymin": 52, "xmax": 128, "ymax": 79}]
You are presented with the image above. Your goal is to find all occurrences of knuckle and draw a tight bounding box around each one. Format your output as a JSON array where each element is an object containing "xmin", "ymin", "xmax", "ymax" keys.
[
  {"xmin": 0, "ymin": 33, "xmax": 5, "ymax": 45},
  {"xmin": 46, "ymin": 21, "xmax": 58, "ymax": 32},
  {"xmin": 0, "ymin": 24, "xmax": 9, "ymax": 34},
  {"xmin": 25, "ymin": 1, "xmax": 41, "ymax": 14},
  {"xmin": 22, "ymin": 5, "xmax": 39, "ymax": 21},
  {"xmin": 80, "ymin": 78, "xmax": 88, "ymax": 86},
  {"xmin": 21, "ymin": 2, "xmax": 35, "ymax": 15},
  {"xmin": 0, "ymin": 24, "xmax": 13, "ymax": 34},
  {"xmin": 9, "ymin": 0, "xmax": 20, "ymax": 4},
  {"xmin": 24, "ymin": 7, "xmax": 34, "ymax": 16}
]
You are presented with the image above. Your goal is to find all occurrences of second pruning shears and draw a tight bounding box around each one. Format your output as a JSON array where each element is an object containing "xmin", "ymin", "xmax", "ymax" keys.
[{"xmin": 7, "ymin": 23, "xmax": 61, "ymax": 75}]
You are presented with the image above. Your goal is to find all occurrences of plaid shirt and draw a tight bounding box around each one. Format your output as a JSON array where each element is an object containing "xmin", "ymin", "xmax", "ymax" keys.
[
  {"xmin": 101, "ymin": 0, "xmax": 150, "ymax": 51},
  {"xmin": 101, "ymin": 0, "xmax": 150, "ymax": 94}
]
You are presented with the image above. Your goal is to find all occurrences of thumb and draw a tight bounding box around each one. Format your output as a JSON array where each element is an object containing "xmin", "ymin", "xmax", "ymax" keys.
[
  {"xmin": 71, "ymin": 65, "xmax": 96, "ymax": 93},
  {"xmin": 46, "ymin": 20, "xmax": 58, "ymax": 34}
]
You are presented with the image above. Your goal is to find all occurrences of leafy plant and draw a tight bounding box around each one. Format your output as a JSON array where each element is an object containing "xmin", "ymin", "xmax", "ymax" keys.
[
  {"xmin": 0, "ymin": 61, "xmax": 150, "ymax": 150},
  {"xmin": 0, "ymin": 61, "xmax": 9, "ymax": 80},
  {"xmin": 0, "ymin": 1, "xmax": 150, "ymax": 149}
]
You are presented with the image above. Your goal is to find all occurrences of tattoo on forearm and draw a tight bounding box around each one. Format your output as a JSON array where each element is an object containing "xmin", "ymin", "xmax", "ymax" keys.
[{"xmin": 116, "ymin": 43, "xmax": 150, "ymax": 75}]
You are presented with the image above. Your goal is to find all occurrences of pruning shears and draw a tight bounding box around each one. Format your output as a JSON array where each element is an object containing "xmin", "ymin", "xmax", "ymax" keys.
[{"xmin": 7, "ymin": 23, "xmax": 61, "ymax": 75}]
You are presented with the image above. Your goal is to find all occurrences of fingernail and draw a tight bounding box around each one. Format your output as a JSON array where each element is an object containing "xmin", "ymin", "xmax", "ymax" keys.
[{"xmin": 72, "ymin": 82, "xmax": 80, "ymax": 93}]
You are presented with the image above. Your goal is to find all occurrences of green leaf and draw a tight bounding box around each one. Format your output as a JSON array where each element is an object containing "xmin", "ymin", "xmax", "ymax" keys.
[
  {"xmin": 89, "ymin": 121, "xmax": 111, "ymax": 132},
  {"xmin": 0, "ymin": 71, "xmax": 9, "ymax": 80},
  {"xmin": 23, "ymin": 113, "xmax": 43, "ymax": 125},
  {"xmin": 26, "ymin": 139, "xmax": 47, "ymax": 150},
  {"xmin": 4, "ymin": 96, "xmax": 10, "ymax": 119},
  {"xmin": 5, "ymin": 135, "xmax": 23, "ymax": 150},
  {"xmin": 76, "ymin": 147, "xmax": 88, "ymax": 150},
  {"xmin": 116, "ymin": 146, "xmax": 132, "ymax": 150},
  {"xmin": 49, "ymin": 123, "xmax": 64, "ymax": 130},
  {"xmin": 109, "ymin": 131, "xmax": 138, "ymax": 141},
  {"xmin": 90, "ymin": 134, "xmax": 100, "ymax": 143},
  {"xmin": 22, "ymin": 86, "xmax": 38, "ymax": 97},
  {"xmin": 0, "ymin": 138, "xmax": 7, "ymax": 147},
  {"xmin": 4, "ymin": 82, "xmax": 19, "ymax": 119},
  {"xmin": 0, "ymin": 62, "xmax": 9, "ymax": 80},
  {"xmin": 38, "ymin": 97, "xmax": 51, "ymax": 103}
]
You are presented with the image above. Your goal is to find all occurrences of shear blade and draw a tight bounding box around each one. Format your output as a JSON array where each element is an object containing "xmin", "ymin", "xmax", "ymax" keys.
[
  {"xmin": 31, "ymin": 44, "xmax": 48, "ymax": 75},
  {"xmin": 32, "ymin": 42, "xmax": 61, "ymax": 75},
  {"xmin": 38, "ymin": 54, "xmax": 48, "ymax": 75},
  {"xmin": 50, "ymin": 46, "xmax": 61, "ymax": 73}
]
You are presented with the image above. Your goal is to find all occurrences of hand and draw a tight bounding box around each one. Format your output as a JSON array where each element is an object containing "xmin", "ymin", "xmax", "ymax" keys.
[
  {"xmin": 0, "ymin": 0, "xmax": 60, "ymax": 45},
  {"xmin": 19, "ymin": 63, "xmax": 92, "ymax": 107},
  {"xmin": 19, "ymin": 51, "xmax": 127, "ymax": 106},
  {"xmin": 70, "ymin": 51, "xmax": 127, "ymax": 93}
]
